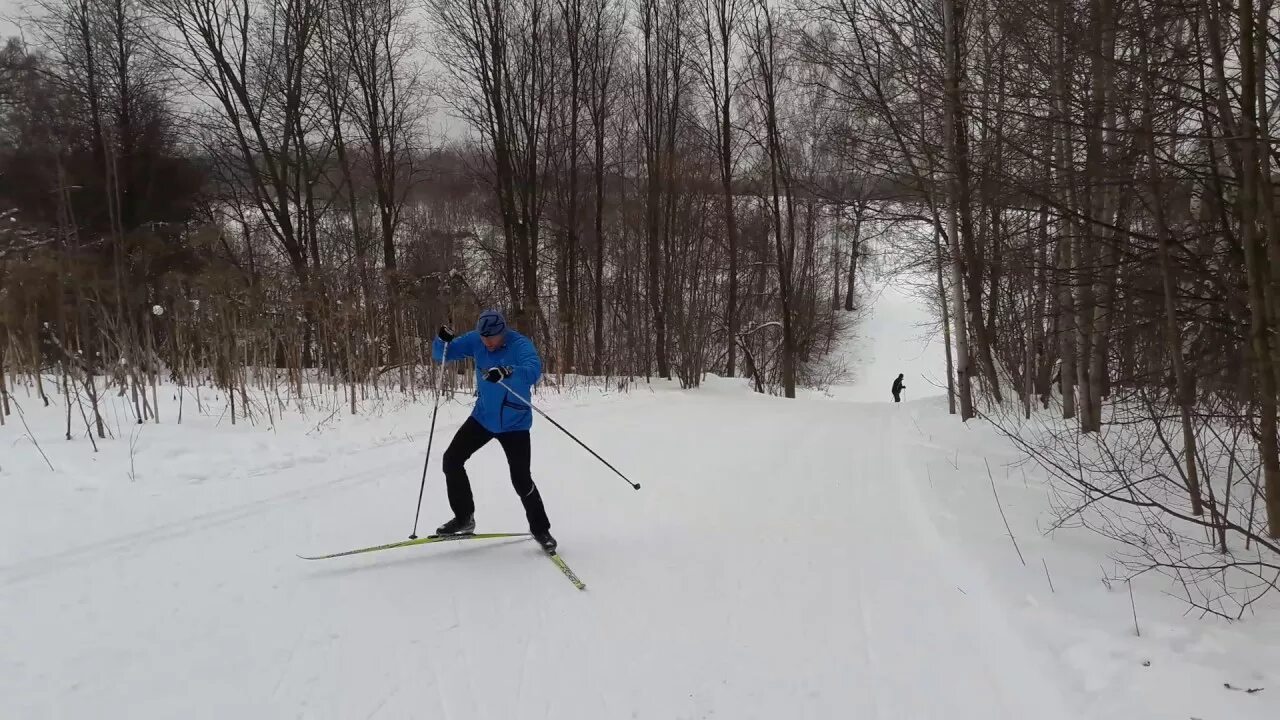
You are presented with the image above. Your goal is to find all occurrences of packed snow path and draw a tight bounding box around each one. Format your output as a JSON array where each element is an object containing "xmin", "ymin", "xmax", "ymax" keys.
[
  {"xmin": 2, "ymin": 381, "xmax": 1080, "ymax": 719},
  {"xmin": 6, "ymin": 279, "xmax": 1275, "ymax": 718}
]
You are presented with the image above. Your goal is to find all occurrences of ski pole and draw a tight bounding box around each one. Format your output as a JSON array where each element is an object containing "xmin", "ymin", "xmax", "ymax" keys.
[
  {"xmin": 409, "ymin": 340, "xmax": 449, "ymax": 538},
  {"xmin": 498, "ymin": 379, "xmax": 641, "ymax": 491}
]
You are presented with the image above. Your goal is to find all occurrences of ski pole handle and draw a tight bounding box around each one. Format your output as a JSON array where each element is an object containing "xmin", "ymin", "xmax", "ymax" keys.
[{"xmin": 498, "ymin": 380, "xmax": 642, "ymax": 491}]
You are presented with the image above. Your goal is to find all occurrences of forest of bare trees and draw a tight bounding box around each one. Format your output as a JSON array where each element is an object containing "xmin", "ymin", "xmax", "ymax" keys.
[
  {"xmin": 793, "ymin": 0, "xmax": 1280, "ymax": 607},
  {"xmin": 3, "ymin": 0, "xmax": 1280, "ymax": 604},
  {"xmin": 0, "ymin": 0, "xmax": 858, "ymax": 405}
]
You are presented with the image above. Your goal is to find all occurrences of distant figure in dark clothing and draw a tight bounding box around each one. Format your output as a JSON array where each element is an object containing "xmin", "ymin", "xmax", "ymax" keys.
[{"xmin": 891, "ymin": 374, "xmax": 905, "ymax": 402}]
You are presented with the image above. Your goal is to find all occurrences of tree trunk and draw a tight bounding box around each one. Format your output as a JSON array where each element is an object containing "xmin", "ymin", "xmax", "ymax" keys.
[
  {"xmin": 844, "ymin": 207, "xmax": 862, "ymax": 311},
  {"xmin": 0, "ymin": 338, "xmax": 9, "ymax": 421},
  {"xmin": 1074, "ymin": 0, "xmax": 1117, "ymax": 433},
  {"xmin": 642, "ymin": 0, "xmax": 671, "ymax": 380},
  {"xmin": 646, "ymin": 166, "xmax": 668, "ymax": 378},
  {"xmin": 715, "ymin": 0, "xmax": 740, "ymax": 377},
  {"xmin": 1237, "ymin": 0, "xmax": 1280, "ymax": 538},
  {"xmin": 557, "ymin": 0, "xmax": 585, "ymax": 372},
  {"xmin": 721, "ymin": 128, "xmax": 740, "ymax": 377},
  {"xmin": 935, "ymin": 222, "xmax": 957, "ymax": 414},
  {"xmin": 592, "ymin": 113, "xmax": 607, "ymax": 375},
  {"xmin": 944, "ymin": 0, "xmax": 974, "ymax": 419},
  {"xmin": 1034, "ymin": 198, "xmax": 1053, "ymax": 407},
  {"xmin": 1141, "ymin": 38, "xmax": 1205, "ymax": 514},
  {"xmin": 831, "ymin": 207, "xmax": 842, "ymax": 311},
  {"xmin": 1053, "ymin": 0, "xmax": 1077, "ymax": 420},
  {"xmin": 755, "ymin": 2, "xmax": 795, "ymax": 398}
]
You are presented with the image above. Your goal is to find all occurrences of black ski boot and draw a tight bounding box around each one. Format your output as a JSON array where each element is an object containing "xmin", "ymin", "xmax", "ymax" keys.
[
  {"xmin": 434, "ymin": 515, "xmax": 475, "ymax": 536},
  {"xmin": 532, "ymin": 529, "xmax": 557, "ymax": 553}
]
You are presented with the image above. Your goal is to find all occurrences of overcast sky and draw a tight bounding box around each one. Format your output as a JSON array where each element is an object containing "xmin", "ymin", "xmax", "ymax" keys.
[
  {"xmin": 1, "ymin": 0, "xmax": 21, "ymax": 40},
  {"xmin": 0, "ymin": 0, "xmax": 471, "ymax": 142}
]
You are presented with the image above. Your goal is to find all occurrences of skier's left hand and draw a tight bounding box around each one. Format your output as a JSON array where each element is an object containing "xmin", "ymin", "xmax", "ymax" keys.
[{"xmin": 484, "ymin": 366, "xmax": 514, "ymax": 383}]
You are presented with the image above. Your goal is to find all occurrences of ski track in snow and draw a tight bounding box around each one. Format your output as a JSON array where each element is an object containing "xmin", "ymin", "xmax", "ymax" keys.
[{"xmin": 1, "ymin": 276, "xmax": 1275, "ymax": 719}]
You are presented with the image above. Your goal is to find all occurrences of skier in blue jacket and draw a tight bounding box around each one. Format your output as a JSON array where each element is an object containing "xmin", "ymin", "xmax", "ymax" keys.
[{"xmin": 431, "ymin": 309, "xmax": 556, "ymax": 552}]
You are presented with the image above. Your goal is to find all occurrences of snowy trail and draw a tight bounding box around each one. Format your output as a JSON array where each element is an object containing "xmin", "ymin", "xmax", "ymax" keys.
[
  {"xmin": 6, "ymin": 272, "xmax": 1277, "ymax": 718},
  {"xmin": 1, "ymin": 383, "xmax": 1080, "ymax": 719},
  {"xmin": 828, "ymin": 276, "xmax": 949, "ymax": 403}
]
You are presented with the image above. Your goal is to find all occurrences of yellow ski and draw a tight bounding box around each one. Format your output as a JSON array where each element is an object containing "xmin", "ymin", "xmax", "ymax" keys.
[
  {"xmin": 547, "ymin": 552, "xmax": 586, "ymax": 590},
  {"xmin": 299, "ymin": 533, "xmax": 530, "ymax": 560}
]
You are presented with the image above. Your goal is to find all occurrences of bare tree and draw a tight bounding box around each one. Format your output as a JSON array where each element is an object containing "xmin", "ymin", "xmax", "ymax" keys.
[
  {"xmin": 943, "ymin": 0, "xmax": 974, "ymax": 419},
  {"xmin": 550, "ymin": 0, "xmax": 586, "ymax": 372},
  {"xmin": 696, "ymin": 0, "xmax": 743, "ymax": 377},
  {"xmin": 745, "ymin": 0, "xmax": 795, "ymax": 397},
  {"xmin": 148, "ymin": 0, "xmax": 323, "ymax": 286},
  {"xmin": 584, "ymin": 0, "xmax": 623, "ymax": 375},
  {"xmin": 637, "ymin": 0, "xmax": 685, "ymax": 379},
  {"xmin": 330, "ymin": 0, "xmax": 427, "ymax": 364}
]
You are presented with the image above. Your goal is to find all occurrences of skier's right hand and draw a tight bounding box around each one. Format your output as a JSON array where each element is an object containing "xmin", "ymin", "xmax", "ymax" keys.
[{"xmin": 438, "ymin": 325, "xmax": 455, "ymax": 343}]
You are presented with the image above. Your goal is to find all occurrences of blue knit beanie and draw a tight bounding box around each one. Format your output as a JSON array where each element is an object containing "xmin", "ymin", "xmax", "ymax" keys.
[{"xmin": 476, "ymin": 309, "xmax": 507, "ymax": 337}]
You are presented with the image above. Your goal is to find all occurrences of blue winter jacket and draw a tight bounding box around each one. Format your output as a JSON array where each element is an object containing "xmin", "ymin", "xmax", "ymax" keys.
[{"xmin": 432, "ymin": 329, "xmax": 543, "ymax": 433}]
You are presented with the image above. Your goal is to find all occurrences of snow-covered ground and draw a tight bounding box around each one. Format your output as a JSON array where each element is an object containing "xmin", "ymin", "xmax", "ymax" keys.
[{"xmin": 2, "ymin": 276, "xmax": 1276, "ymax": 719}]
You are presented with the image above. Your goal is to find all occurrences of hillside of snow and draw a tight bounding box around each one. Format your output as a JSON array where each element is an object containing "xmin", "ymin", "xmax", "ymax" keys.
[{"xmin": 2, "ymin": 275, "xmax": 1277, "ymax": 719}]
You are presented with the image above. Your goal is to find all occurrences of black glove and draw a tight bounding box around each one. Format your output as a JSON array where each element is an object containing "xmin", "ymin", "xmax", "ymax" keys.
[
  {"xmin": 484, "ymin": 366, "xmax": 514, "ymax": 383},
  {"xmin": 438, "ymin": 325, "xmax": 455, "ymax": 343}
]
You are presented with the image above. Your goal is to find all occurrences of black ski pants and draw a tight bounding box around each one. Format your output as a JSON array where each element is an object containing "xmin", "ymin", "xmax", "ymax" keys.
[{"xmin": 443, "ymin": 417, "xmax": 551, "ymax": 533}]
